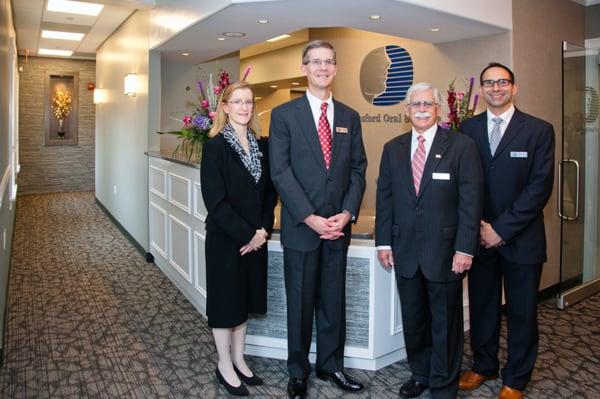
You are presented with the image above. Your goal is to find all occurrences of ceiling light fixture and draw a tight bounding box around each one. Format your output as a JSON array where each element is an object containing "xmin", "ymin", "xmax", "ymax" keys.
[
  {"xmin": 291, "ymin": 82, "xmax": 299, "ymax": 86},
  {"xmin": 47, "ymin": 0, "xmax": 104, "ymax": 16},
  {"xmin": 258, "ymin": 19, "xmax": 269, "ymax": 24},
  {"xmin": 217, "ymin": 37, "xmax": 225, "ymax": 41},
  {"xmin": 182, "ymin": 52, "xmax": 190, "ymax": 56},
  {"xmin": 254, "ymin": 96, "xmax": 262, "ymax": 100},
  {"xmin": 222, "ymin": 32, "xmax": 246, "ymax": 38},
  {"xmin": 38, "ymin": 48, "xmax": 73, "ymax": 56},
  {"xmin": 430, "ymin": 27, "xmax": 440, "ymax": 32},
  {"xmin": 270, "ymin": 85, "xmax": 278, "ymax": 88},
  {"xmin": 266, "ymin": 34, "xmax": 291, "ymax": 42},
  {"xmin": 369, "ymin": 15, "xmax": 381, "ymax": 20},
  {"xmin": 42, "ymin": 30, "xmax": 85, "ymax": 41}
]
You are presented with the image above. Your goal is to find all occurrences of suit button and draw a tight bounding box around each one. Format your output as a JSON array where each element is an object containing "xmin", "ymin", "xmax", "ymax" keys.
[{"xmin": 415, "ymin": 207, "xmax": 421, "ymax": 211}]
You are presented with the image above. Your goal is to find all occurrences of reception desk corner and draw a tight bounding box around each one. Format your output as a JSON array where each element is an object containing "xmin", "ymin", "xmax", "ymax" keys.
[{"xmin": 147, "ymin": 152, "xmax": 469, "ymax": 371}]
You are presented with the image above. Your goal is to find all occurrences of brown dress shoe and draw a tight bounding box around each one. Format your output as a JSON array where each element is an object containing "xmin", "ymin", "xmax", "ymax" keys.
[
  {"xmin": 498, "ymin": 385, "xmax": 524, "ymax": 399},
  {"xmin": 459, "ymin": 370, "xmax": 498, "ymax": 390}
]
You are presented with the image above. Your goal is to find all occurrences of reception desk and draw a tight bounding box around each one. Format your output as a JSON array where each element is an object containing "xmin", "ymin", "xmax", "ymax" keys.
[{"xmin": 146, "ymin": 152, "xmax": 468, "ymax": 370}]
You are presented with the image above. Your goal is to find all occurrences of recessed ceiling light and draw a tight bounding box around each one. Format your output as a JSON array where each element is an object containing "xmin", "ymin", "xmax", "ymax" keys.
[
  {"xmin": 430, "ymin": 27, "xmax": 440, "ymax": 32},
  {"xmin": 369, "ymin": 15, "xmax": 381, "ymax": 20},
  {"xmin": 182, "ymin": 52, "xmax": 190, "ymax": 56},
  {"xmin": 270, "ymin": 85, "xmax": 278, "ymax": 88},
  {"xmin": 47, "ymin": 0, "xmax": 104, "ymax": 16},
  {"xmin": 258, "ymin": 19, "xmax": 269, "ymax": 24},
  {"xmin": 291, "ymin": 82, "xmax": 299, "ymax": 86},
  {"xmin": 254, "ymin": 96, "xmax": 262, "ymax": 100},
  {"xmin": 41, "ymin": 30, "xmax": 84, "ymax": 41},
  {"xmin": 217, "ymin": 37, "xmax": 225, "ymax": 41},
  {"xmin": 266, "ymin": 34, "xmax": 291, "ymax": 42},
  {"xmin": 38, "ymin": 48, "xmax": 73, "ymax": 56},
  {"xmin": 222, "ymin": 32, "xmax": 246, "ymax": 38}
]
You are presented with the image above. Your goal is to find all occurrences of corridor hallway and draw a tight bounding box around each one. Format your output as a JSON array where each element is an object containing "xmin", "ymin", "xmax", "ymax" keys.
[{"xmin": 0, "ymin": 193, "xmax": 598, "ymax": 398}]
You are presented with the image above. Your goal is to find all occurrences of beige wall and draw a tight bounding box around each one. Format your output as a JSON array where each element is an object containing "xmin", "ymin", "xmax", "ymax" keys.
[
  {"xmin": 17, "ymin": 57, "xmax": 95, "ymax": 194},
  {"xmin": 96, "ymin": 10, "xmax": 151, "ymax": 249},
  {"xmin": 308, "ymin": 28, "xmax": 510, "ymax": 212},
  {"xmin": 513, "ymin": 0, "xmax": 585, "ymax": 290}
]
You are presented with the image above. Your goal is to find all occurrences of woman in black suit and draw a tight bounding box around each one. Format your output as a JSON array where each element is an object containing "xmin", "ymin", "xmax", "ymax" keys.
[{"xmin": 201, "ymin": 80, "xmax": 277, "ymax": 396}]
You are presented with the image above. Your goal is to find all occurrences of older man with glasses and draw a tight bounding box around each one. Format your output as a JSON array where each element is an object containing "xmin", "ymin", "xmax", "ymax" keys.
[{"xmin": 376, "ymin": 82, "xmax": 483, "ymax": 399}]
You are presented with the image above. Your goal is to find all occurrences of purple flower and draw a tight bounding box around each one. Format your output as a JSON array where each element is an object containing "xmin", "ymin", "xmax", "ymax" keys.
[
  {"xmin": 192, "ymin": 114, "xmax": 211, "ymax": 130},
  {"xmin": 439, "ymin": 122, "xmax": 450, "ymax": 130}
]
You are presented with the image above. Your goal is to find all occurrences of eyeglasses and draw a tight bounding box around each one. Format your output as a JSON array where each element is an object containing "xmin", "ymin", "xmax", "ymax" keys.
[
  {"xmin": 305, "ymin": 58, "xmax": 336, "ymax": 67},
  {"xmin": 227, "ymin": 99, "xmax": 254, "ymax": 107},
  {"xmin": 408, "ymin": 101, "xmax": 436, "ymax": 109},
  {"xmin": 481, "ymin": 78, "xmax": 513, "ymax": 88}
]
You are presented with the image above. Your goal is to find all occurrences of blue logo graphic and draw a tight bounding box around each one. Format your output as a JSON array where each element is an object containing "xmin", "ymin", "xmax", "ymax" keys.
[{"xmin": 360, "ymin": 45, "xmax": 414, "ymax": 107}]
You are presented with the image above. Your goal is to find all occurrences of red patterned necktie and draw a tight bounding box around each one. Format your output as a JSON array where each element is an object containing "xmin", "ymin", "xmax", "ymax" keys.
[
  {"xmin": 318, "ymin": 102, "xmax": 332, "ymax": 169},
  {"xmin": 412, "ymin": 135, "xmax": 426, "ymax": 194}
]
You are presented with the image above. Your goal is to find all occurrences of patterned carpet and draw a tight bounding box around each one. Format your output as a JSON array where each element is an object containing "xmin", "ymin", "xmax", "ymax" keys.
[{"xmin": 0, "ymin": 192, "xmax": 599, "ymax": 398}]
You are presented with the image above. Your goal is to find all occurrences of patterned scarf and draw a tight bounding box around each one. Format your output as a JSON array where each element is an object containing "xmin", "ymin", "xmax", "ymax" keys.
[{"xmin": 222, "ymin": 123, "xmax": 262, "ymax": 183}]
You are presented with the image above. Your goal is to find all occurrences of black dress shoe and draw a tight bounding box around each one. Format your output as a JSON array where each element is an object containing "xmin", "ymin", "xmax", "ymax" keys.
[
  {"xmin": 399, "ymin": 378, "xmax": 428, "ymax": 398},
  {"xmin": 215, "ymin": 367, "xmax": 249, "ymax": 396},
  {"xmin": 233, "ymin": 364, "xmax": 263, "ymax": 386},
  {"xmin": 316, "ymin": 370, "xmax": 364, "ymax": 392},
  {"xmin": 287, "ymin": 377, "xmax": 307, "ymax": 398}
]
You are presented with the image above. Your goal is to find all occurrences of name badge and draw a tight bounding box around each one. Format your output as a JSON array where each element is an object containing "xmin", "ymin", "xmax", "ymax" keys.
[
  {"xmin": 432, "ymin": 172, "xmax": 451, "ymax": 180},
  {"xmin": 336, "ymin": 126, "xmax": 348, "ymax": 134},
  {"xmin": 510, "ymin": 151, "xmax": 528, "ymax": 158}
]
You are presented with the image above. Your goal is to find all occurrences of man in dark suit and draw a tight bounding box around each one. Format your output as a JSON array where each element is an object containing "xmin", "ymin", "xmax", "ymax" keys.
[
  {"xmin": 458, "ymin": 63, "xmax": 555, "ymax": 399},
  {"xmin": 269, "ymin": 40, "xmax": 367, "ymax": 398},
  {"xmin": 376, "ymin": 82, "xmax": 483, "ymax": 399}
]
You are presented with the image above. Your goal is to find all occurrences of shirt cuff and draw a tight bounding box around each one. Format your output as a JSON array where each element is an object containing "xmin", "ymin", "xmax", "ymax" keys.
[
  {"xmin": 377, "ymin": 245, "xmax": 392, "ymax": 250},
  {"xmin": 456, "ymin": 251, "xmax": 473, "ymax": 257}
]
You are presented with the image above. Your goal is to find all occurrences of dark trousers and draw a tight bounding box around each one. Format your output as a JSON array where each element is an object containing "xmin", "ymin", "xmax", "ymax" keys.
[
  {"xmin": 397, "ymin": 268, "xmax": 463, "ymax": 399},
  {"xmin": 283, "ymin": 241, "xmax": 348, "ymax": 378},
  {"xmin": 468, "ymin": 252, "xmax": 543, "ymax": 390}
]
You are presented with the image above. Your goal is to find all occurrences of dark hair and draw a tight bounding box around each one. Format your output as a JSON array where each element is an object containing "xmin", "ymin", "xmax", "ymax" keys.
[
  {"xmin": 480, "ymin": 62, "xmax": 515, "ymax": 85},
  {"xmin": 302, "ymin": 40, "xmax": 336, "ymax": 64}
]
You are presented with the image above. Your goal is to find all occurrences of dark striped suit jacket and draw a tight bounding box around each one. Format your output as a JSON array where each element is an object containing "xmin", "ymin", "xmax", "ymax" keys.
[{"xmin": 375, "ymin": 127, "xmax": 483, "ymax": 282}]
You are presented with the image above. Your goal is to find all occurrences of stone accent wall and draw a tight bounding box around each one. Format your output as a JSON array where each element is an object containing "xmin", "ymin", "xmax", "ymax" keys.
[{"xmin": 17, "ymin": 56, "xmax": 95, "ymax": 194}]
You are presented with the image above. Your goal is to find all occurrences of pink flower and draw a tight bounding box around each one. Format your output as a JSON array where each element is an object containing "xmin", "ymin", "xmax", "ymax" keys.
[
  {"xmin": 201, "ymin": 99, "xmax": 209, "ymax": 109},
  {"xmin": 456, "ymin": 92, "xmax": 465, "ymax": 101},
  {"xmin": 183, "ymin": 115, "xmax": 192, "ymax": 125},
  {"xmin": 213, "ymin": 86, "xmax": 221, "ymax": 95},
  {"xmin": 208, "ymin": 111, "xmax": 216, "ymax": 119}
]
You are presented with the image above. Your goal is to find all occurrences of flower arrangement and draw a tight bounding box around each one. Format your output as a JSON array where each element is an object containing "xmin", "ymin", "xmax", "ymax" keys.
[
  {"xmin": 160, "ymin": 66, "xmax": 252, "ymax": 162},
  {"xmin": 442, "ymin": 77, "xmax": 479, "ymax": 131},
  {"xmin": 51, "ymin": 90, "xmax": 73, "ymax": 137}
]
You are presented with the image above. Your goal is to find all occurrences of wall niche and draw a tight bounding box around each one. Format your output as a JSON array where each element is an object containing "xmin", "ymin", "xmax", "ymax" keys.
[{"xmin": 44, "ymin": 72, "xmax": 79, "ymax": 145}]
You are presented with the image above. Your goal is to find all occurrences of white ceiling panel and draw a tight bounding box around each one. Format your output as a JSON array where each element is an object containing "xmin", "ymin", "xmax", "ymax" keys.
[
  {"xmin": 42, "ymin": 10, "xmax": 99, "ymax": 26},
  {"xmin": 77, "ymin": 7, "xmax": 135, "ymax": 52},
  {"xmin": 39, "ymin": 37, "xmax": 81, "ymax": 51}
]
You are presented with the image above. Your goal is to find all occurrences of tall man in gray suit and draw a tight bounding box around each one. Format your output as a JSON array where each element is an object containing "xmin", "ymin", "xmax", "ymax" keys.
[
  {"xmin": 376, "ymin": 83, "xmax": 483, "ymax": 399},
  {"xmin": 269, "ymin": 40, "xmax": 367, "ymax": 399},
  {"xmin": 459, "ymin": 63, "xmax": 555, "ymax": 399}
]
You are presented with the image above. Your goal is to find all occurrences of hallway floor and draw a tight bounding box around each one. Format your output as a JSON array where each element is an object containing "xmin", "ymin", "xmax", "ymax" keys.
[{"xmin": 0, "ymin": 192, "xmax": 598, "ymax": 398}]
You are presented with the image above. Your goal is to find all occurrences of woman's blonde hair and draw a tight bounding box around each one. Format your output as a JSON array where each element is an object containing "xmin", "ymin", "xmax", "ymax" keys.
[{"xmin": 209, "ymin": 80, "xmax": 260, "ymax": 137}]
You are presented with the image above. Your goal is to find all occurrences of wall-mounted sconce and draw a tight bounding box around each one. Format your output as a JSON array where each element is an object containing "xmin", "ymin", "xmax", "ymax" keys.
[
  {"xmin": 93, "ymin": 88, "xmax": 106, "ymax": 104},
  {"xmin": 124, "ymin": 73, "xmax": 138, "ymax": 97}
]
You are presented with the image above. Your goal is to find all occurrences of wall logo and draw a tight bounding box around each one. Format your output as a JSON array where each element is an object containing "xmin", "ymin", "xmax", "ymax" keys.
[{"xmin": 360, "ymin": 45, "xmax": 413, "ymax": 107}]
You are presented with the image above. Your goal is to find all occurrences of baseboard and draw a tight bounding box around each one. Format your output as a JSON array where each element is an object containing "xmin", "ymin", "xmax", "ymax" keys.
[
  {"xmin": 94, "ymin": 197, "xmax": 152, "ymax": 263},
  {"xmin": 1, "ymin": 196, "xmax": 18, "ymax": 368}
]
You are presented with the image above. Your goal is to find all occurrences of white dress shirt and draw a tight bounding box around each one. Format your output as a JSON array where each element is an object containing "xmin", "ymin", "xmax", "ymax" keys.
[
  {"xmin": 487, "ymin": 104, "xmax": 515, "ymax": 141},
  {"xmin": 306, "ymin": 90, "xmax": 334, "ymax": 134}
]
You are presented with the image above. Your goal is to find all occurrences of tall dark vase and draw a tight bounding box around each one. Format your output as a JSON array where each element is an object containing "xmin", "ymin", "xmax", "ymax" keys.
[{"xmin": 57, "ymin": 119, "xmax": 65, "ymax": 138}]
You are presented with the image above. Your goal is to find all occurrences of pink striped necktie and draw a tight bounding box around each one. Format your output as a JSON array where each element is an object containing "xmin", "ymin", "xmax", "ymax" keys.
[
  {"xmin": 317, "ymin": 102, "xmax": 332, "ymax": 169},
  {"xmin": 412, "ymin": 135, "xmax": 426, "ymax": 194}
]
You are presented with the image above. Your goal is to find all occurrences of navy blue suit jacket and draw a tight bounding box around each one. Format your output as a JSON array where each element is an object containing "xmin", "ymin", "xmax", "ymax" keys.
[{"xmin": 461, "ymin": 108, "xmax": 555, "ymax": 264}]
